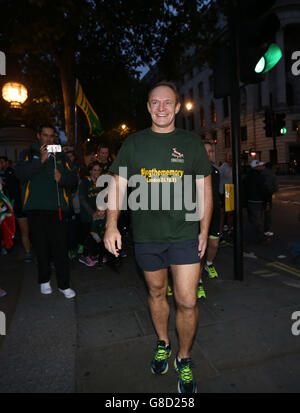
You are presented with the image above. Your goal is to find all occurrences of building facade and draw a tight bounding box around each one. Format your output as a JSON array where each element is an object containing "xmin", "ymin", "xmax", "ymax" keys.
[
  {"xmin": 0, "ymin": 127, "xmax": 35, "ymax": 163},
  {"xmin": 175, "ymin": 0, "xmax": 300, "ymax": 172}
]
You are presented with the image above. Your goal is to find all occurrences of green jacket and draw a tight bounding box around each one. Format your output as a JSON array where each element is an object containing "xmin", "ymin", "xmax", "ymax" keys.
[{"xmin": 15, "ymin": 141, "xmax": 78, "ymax": 212}]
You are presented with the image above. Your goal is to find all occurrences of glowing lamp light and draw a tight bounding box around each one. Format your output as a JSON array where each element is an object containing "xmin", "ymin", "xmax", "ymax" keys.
[
  {"xmin": 121, "ymin": 124, "xmax": 127, "ymax": 130},
  {"xmin": 2, "ymin": 82, "xmax": 28, "ymax": 108},
  {"xmin": 185, "ymin": 102, "xmax": 193, "ymax": 111}
]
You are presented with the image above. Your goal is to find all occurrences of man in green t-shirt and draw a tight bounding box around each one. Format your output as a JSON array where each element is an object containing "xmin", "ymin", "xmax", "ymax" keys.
[{"xmin": 104, "ymin": 81, "xmax": 212, "ymax": 393}]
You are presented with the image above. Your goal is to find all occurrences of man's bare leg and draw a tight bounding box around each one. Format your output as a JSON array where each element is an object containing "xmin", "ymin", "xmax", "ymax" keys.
[
  {"xmin": 171, "ymin": 263, "xmax": 201, "ymax": 359},
  {"xmin": 206, "ymin": 238, "xmax": 219, "ymax": 263},
  {"xmin": 144, "ymin": 268, "xmax": 170, "ymax": 344}
]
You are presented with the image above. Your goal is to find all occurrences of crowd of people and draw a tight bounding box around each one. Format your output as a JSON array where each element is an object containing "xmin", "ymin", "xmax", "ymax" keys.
[{"xmin": 0, "ymin": 126, "xmax": 122, "ymax": 299}]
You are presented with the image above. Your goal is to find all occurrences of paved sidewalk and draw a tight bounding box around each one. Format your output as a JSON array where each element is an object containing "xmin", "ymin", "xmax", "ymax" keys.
[
  {"xmin": 1, "ymin": 243, "xmax": 300, "ymax": 393},
  {"xmin": 73, "ymin": 245, "xmax": 300, "ymax": 393}
]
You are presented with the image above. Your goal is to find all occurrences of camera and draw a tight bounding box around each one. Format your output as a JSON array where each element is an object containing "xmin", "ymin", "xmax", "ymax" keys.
[{"xmin": 47, "ymin": 145, "xmax": 62, "ymax": 153}]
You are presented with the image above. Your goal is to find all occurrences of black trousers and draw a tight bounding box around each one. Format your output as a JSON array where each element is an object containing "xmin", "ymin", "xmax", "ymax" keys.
[{"xmin": 27, "ymin": 210, "xmax": 70, "ymax": 289}]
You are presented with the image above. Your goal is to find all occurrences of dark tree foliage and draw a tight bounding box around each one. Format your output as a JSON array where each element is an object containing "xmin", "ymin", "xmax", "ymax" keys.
[{"xmin": 0, "ymin": 0, "xmax": 219, "ymax": 146}]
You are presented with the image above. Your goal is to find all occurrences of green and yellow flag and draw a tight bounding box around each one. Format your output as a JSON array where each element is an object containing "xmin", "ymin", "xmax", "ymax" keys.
[{"xmin": 75, "ymin": 80, "xmax": 103, "ymax": 136}]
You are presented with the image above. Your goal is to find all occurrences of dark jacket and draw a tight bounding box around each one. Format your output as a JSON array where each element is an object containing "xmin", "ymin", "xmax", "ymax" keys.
[
  {"xmin": 261, "ymin": 167, "xmax": 278, "ymax": 198},
  {"xmin": 15, "ymin": 141, "xmax": 78, "ymax": 212},
  {"xmin": 243, "ymin": 169, "xmax": 267, "ymax": 203},
  {"xmin": 211, "ymin": 163, "xmax": 221, "ymax": 210}
]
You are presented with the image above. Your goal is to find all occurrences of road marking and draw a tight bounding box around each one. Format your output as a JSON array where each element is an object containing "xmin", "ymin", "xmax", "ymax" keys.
[
  {"xmin": 282, "ymin": 280, "xmax": 300, "ymax": 289},
  {"xmin": 252, "ymin": 270, "xmax": 270, "ymax": 275},
  {"xmin": 267, "ymin": 261, "xmax": 300, "ymax": 278},
  {"xmin": 252, "ymin": 269, "xmax": 279, "ymax": 278},
  {"xmin": 252, "ymin": 269, "xmax": 279, "ymax": 277}
]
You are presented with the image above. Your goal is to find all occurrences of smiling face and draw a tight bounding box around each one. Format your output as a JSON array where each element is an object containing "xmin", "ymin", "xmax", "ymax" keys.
[
  {"xmin": 90, "ymin": 164, "xmax": 102, "ymax": 182},
  {"xmin": 147, "ymin": 86, "xmax": 181, "ymax": 133}
]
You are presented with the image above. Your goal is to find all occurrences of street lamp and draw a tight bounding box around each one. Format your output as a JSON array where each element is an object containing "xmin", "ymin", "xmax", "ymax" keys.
[
  {"xmin": 2, "ymin": 82, "xmax": 28, "ymax": 108},
  {"xmin": 185, "ymin": 102, "xmax": 193, "ymax": 111},
  {"xmin": 121, "ymin": 124, "xmax": 127, "ymax": 130}
]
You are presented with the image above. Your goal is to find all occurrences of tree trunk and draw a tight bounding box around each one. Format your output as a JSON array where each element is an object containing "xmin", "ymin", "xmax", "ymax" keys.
[{"xmin": 55, "ymin": 40, "xmax": 76, "ymax": 146}]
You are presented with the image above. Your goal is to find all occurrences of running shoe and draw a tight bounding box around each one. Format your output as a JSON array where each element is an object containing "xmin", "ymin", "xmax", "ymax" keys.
[
  {"xmin": 24, "ymin": 252, "xmax": 33, "ymax": 263},
  {"xmin": 68, "ymin": 250, "xmax": 77, "ymax": 260},
  {"xmin": 197, "ymin": 284, "xmax": 206, "ymax": 299},
  {"xmin": 151, "ymin": 340, "xmax": 172, "ymax": 375},
  {"xmin": 40, "ymin": 281, "xmax": 52, "ymax": 295},
  {"xmin": 205, "ymin": 264, "xmax": 219, "ymax": 279},
  {"xmin": 167, "ymin": 285, "xmax": 173, "ymax": 296},
  {"xmin": 174, "ymin": 356, "xmax": 197, "ymax": 393},
  {"xmin": 58, "ymin": 288, "xmax": 76, "ymax": 299},
  {"xmin": 78, "ymin": 256, "xmax": 97, "ymax": 267},
  {"xmin": 0, "ymin": 288, "xmax": 7, "ymax": 298},
  {"xmin": 77, "ymin": 245, "xmax": 84, "ymax": 255}
]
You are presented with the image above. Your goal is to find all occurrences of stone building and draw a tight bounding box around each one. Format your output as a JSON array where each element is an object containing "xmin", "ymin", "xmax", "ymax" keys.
[{"xmin": 0, "ymin": 127, "xmax": 35, "ymax": 163}]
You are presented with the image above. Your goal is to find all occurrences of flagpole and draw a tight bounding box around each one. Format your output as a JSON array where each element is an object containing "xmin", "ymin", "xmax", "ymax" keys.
[{"xmin": 74, "ymin": 79, "xmax": 78, "ymax": 149}]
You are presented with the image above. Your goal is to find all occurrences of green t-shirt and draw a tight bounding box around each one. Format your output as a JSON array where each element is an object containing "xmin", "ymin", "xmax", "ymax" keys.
[{"xmin": 110, "ymin": 128, "xmax": 211, "ymax": 243}]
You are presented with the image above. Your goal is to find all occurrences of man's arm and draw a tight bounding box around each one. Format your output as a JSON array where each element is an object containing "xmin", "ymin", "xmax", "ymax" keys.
[
  {"xmin": 104, "ymin": 174, "xmax": 128, "ymax": 257},
  {"xmin": 14, "ymin": 146, "xmax": 48, "ymax": 181},
  {"xmin": 196, "ymin": 174, "xmax": 213, "ymax": 259}
]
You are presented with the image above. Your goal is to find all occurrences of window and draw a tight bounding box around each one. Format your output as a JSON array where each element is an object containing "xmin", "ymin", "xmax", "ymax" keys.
[
  {"xmin": 209, "ymin": 75, "xmax": 213, "ymax": 92},
  {"xmin": 286, "ymin": 82, "xmax": 294, "ymax": 107},
  {"xmin": 224, "ymin": 128, "xmax": 231, "ymax": 148},
  {"xmin": 241, "ymin": 88, "xmax": 247, "ymax": 114},
  {"xmin": 223, "ymin": 97, "xmax": 229, "ymax": 118},
  {"xmin": 188, "ymin": 113, "xmax": 195, "ymax": 131},
  {"xmin": 241, "ymin": 126, "xmax": 248, "ymax": 141},
  {"xmin": 200, "ymin": 106, "xmax": 206, "ymax": 127},
  {"xmin": 211, "ymin": 130, "xmax": 217, "ymax": 141},
  {"xmin": 198, "ymin": 82, "xmax": 204, "ymax": 98},
  {"xmin": 210, "ymin": 100, "xmax": 216, "ymax": 123}
]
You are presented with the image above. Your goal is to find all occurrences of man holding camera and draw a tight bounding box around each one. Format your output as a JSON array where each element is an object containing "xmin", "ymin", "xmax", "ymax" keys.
[{"xmin": 15, "ymin": 125, "xmax": 78, "ymax": 298}]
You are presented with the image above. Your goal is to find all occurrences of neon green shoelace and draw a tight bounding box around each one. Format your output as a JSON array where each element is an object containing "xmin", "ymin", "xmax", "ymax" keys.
[
  {"xmin": 155, "ymin": 346, "xmax": 168, "ymax": 361},
  {"xmin": 180, "ymin": 365, "xmax": 193, "ymax": 383}
]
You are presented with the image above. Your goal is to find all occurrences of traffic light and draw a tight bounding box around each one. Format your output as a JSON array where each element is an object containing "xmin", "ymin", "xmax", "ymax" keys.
[
  {"xmin": 275, "ymin": 113, "xmax": 287, "ymax": 136},
  {"xmin": 263, "ymin": 109, "xmax": 274, "ymax": 137},
  {"xmin": 237, "ymin": 0, "xmax": 282, "ymax": 84},
  {"xmin": 250, "ymin": 148, "xmax": 257, "ymax": 157}
]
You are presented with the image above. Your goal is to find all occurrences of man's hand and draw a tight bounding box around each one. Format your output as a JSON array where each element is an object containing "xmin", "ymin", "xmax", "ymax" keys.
[
  {"xmin": 198, "ymin": 232, "xmax": 208, "ymax": 260},
  {"xmin": 40, "ymin": 144, "xmax": 48, "ymax": 164},
  {"xmin": 54, "ymin": 168, "xmax": 62, "ymax": 183},
  {"xmin": 104, "ymin": 225, "xmax": 122, "ymax": 257}
]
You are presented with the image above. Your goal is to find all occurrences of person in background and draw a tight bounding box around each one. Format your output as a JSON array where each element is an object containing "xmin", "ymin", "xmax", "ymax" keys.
[
  {"xmin": 197, "ymin": 141, "xmax": 222, "ymax": 299},
  {"xmin": 78, "ymin": 161, "xmax": 105, "ymax": 266},
  {"xmin": 15, "ymin": 125, "xmax": 78, "ymax": 299},
  {"xmin": 261, "ymin": 162, "xmax": 278, "ymax": 237},
  {"xmin": 243, "ymin": 160, "xmax": 269, "ymax": 244},
  {"xmin": 0, "ymin": 156, "xmax": 31, "ymax": 261},
  {"xmin": 96, "ymin": 143, "xmax": 112, "ymax": 174},
  {"xmin": 219, "ymin": 152, "xmax": 233, "ymax": 241}
]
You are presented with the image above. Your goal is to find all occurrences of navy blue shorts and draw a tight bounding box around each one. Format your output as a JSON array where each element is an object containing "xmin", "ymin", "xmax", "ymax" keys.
[{"xmin": 134, "ymin": 239, "xmax": 200, "ymax": 272}]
